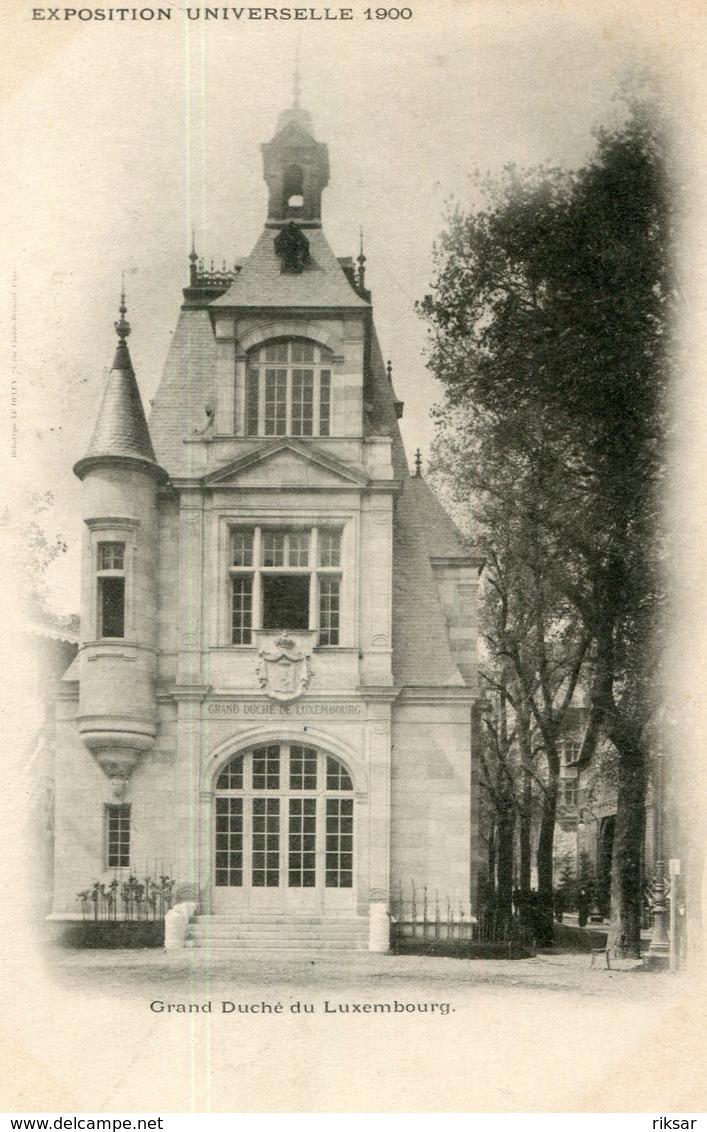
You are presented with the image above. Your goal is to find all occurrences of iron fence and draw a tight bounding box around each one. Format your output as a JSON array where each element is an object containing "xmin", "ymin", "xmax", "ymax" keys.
[
  {"xmin": 77, "ymin": 873, "xmax": 175, "ymax": 922},
  {"xmin": 390, "ymin": 881, "xmax": 533, "ymax": 946}
]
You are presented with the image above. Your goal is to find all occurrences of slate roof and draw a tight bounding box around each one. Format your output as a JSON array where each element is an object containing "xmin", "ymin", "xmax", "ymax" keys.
[
  {"xmin": 148, "ymin": 308, "xmax": 218, "ymax": 476},
  {"xmin": 211, "ymin": 227, "xmax": 368, "ymax": 311},
  {"xmin": 75, "ymin": 340, "xmax": 159, "ymax": 476},
  {"xmin": 405, "ymin": 476, "xmax": 470, "ymax": 560},
  {"xmin": 366, "ymin": 329, "xmax": 470, "ymax": 688}
]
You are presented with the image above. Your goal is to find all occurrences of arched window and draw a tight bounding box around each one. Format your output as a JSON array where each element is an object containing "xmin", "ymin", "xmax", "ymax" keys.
[
  {"xmin": 283, "ymin": 164, "xmax": 304, "ymax": 211},
  {"xmin": 214, "ymin": 745, "xmax": 353, "ymax": 891},
  {"xmin": 246, "ymin": 338, "xmax": 332, "ymax": 437}
]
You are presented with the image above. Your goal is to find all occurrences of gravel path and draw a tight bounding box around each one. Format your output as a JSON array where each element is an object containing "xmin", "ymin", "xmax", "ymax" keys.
[{"xmin": 4, "ymin": 945, "xmax": 700, "ymax": 1112}]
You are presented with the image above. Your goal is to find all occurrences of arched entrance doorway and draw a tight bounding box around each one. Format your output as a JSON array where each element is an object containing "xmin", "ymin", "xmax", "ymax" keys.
[{"xmin": 212, "ymin": 742, "xmax": 355, "ymax": 915}]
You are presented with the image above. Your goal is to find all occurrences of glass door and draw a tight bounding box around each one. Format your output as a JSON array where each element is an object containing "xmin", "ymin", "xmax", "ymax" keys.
[{"xmin": 213, "ymin": 744, "xmax": 355, "ymax": 915}]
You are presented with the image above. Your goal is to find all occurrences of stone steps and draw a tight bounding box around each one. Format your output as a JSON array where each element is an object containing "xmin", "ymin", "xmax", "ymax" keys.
[{"xmin": 186, "ymin": 914, "xmax": 369, "ymax": 951}]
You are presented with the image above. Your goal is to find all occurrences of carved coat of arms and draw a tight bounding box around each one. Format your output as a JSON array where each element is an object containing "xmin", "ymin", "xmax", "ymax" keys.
[{"xmin": 257, "ymin": 633, "xmax": 312, "ymax": 702}]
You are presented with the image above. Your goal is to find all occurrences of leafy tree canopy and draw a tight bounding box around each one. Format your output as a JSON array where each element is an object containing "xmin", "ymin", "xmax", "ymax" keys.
[{"xmin": 420, "ymin": 91, "xmax": 672, "ymax": 956}]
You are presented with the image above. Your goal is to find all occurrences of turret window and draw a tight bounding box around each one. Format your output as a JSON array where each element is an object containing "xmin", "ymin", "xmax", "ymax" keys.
[
  {"xmin": 97, "ymin": 540, "xmax": 126, "ymax": 638},
  {"xmin": 230, "ymin": 525, "xmax": 342, "ymax": 646},
  {"xmin": 246, "ymin": 339, "xmax": 332, "ymax": 437}
]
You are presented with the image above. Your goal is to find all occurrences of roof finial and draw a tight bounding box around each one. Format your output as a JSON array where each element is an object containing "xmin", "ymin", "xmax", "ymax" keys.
[
  {"xmin": 414, "ymin": 448, "xmax": 422, "ymax": 477},
  {"xmin": 357, "ymin": 227, "xmax": 367, "ymax": 291},
  {"xmin": 189, "ymin": 229, "xmax": 198, "ymax": 285},
  {"xmin": 115, "ymin": 276, "xmax": 131, "ymax": 343},
  {"xmin": 293, "ymin": 42, "xmax": 301, "ymax": 109}
]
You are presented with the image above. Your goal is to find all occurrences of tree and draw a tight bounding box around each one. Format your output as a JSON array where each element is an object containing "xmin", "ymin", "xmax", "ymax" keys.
[
  {"xmin": 477, "ymin": 675, "xmax": 517, "ymax": 938},
  {"xmin": 483, "ymin": 536, "xmax": 589, "ymax": 944},
  {"xmin": 1, "ymin": 490, "xmax": 68, "ymax": 619},
  {"xmin": 421, "ymin": 95, "xmax": 670, "ymax": 956}
]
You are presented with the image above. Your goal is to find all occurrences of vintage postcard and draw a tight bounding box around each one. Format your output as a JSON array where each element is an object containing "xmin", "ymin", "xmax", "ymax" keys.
[{"xmin": 1, "ymin": 0, "xmax": 706, "ymax": 1115}]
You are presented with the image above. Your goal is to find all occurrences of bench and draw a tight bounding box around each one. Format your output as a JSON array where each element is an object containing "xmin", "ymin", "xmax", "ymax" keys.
[{"xmin": 584, "ymin": 927, "xmax": 611, "ymax": 968}]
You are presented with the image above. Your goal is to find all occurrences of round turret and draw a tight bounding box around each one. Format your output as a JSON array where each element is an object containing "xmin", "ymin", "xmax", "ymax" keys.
[{"xmin": 74, "ymin": 294, "xmax": 166, "ymax": 796}]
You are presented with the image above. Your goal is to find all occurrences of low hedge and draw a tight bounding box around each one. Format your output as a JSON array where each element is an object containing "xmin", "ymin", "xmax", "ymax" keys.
[
  {"xmin": 391, "ymin": 937, "xmax": 535, "ymax": 960},
  {"xmin": 49, "ymin": 921, "xmax": 165, "ymax": 949}
]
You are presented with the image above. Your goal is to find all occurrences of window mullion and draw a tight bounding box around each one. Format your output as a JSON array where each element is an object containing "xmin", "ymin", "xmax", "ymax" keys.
[
  {"xmin": 253, "ymin": 527, "xmax": 263, "ymax": 631},
  {"xmin": 309, "ymin": 527, "xmax": 318, "ymax": 631},
  {"xmin": 282, "ymin": 744, "xmax": 290, "ymax": 883},
  {"xmin": 286, "ymin": 365, "xmax": 292, "ymax": 436}
]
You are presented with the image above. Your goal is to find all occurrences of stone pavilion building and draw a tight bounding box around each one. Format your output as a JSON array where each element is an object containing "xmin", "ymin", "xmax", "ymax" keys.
[{"xmin": 51, "ymin": 96, "xmax": 482, "ymax": 949}]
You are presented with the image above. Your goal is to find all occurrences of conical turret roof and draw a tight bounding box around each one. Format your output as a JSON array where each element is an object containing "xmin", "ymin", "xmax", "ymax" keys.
[{"xmin": 74, "ymin": 294, "xmax": 163, "ymax": 480}]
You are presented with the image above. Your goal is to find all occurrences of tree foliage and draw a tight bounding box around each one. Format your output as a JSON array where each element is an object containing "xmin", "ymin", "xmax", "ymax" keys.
[
  {"xmin": 1, "ymin": 490, "xmax": 68, "ymax": 620},
  {"xmin": 420, "ymin": 96, "xmax": 671, "ymax": 956}
]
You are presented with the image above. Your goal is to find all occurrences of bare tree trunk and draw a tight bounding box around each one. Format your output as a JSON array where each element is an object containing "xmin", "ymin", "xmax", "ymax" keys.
[
  {"xmin": 487, "ymin": 818, "xmax": 497, "ymax": 906},
  {"xmin": 517, "ymin": 711, "xmax": 533, "ymax": 897},
  {"xmin": 608, "ymin": 736, "xmax": 647, "ymax": 958},
  {"xmin": 519, "ymin": 769, "xmax": 532, "ymax": 895},
  {"xmin": 535, "ymin": 774, "xmax": 558, "ymax": 946},
  {"xmin": 496, "ymin": 805, "xmax": 515, "ymax": 938}
]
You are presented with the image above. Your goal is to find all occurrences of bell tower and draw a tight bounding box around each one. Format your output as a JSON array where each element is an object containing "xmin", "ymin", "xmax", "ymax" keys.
[{"xmin": 261, "ymin": 87, "xmax": 330, "ymax": 227}]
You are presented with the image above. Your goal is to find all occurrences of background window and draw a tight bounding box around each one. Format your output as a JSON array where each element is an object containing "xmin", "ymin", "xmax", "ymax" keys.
[
  {"xmin": 231, "ymin": 576, "xmax": 253, "ymax": 645},
  {"xmin": 106, "ymin": 804, "xmax": 130, "ymax": 868},
  {"xmin": 290, "ymin": 746, "xmax": 318, "ymax": 791},
  {"xmin": 98, "ymin": 543, "xmax": 124, "ymax": 570},
  {"xmin": 318, "ymin": 577, "xmax": 340, "ymax": 645},
  {"xmin": 252, "ymin": 797, "xmax": 280, "ymax": 887},
  {"xmin": 215, "ymin": 797, "xmax": 244, "ymax": 887},
  {"xmin": 319, "ymin": 529, "xmax": 341, "ymax": 567},
  {"xmin": 98, "ymin": 577, "xmax": 125, "ymax": 638},
  {"xmin": 289, "ymin": 798, "xmax": 317, "ymax": 887},
  {"xmin": 252, "ymin": 745, "xmax": 281, "ymax": 790},
  {"xmin": 262, "ymin": 530, "xmax": 286, "ymax": 567},
  {"xmin": 563, "ymin": 781, "xmax": 579, "ymax": 808},
  {"xmin": 231, "ymin": 530, "xmax": 254, "ymax": 567},
  {"xmin": 325, "ymin": 798, "xmax": 353, "ymax": 888}
]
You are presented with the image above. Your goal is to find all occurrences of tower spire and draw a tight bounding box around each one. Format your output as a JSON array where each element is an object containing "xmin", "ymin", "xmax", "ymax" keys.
[
  {"xmin": 75, "ymin": 291, "xmax": 162, "ymax": 478},
  {"xmin": 357, "ymin": 228, "xmax": 367, "ymax": 291},
  {"xmin": 115, "ymin": 277, "xmax": 131, "ymax": 343}
]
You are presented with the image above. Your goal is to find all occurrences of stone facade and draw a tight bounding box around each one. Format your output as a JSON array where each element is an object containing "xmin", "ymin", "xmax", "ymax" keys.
[{"xmin": 51, "ymin": 99, "xmax": 483, "ymax": 945}]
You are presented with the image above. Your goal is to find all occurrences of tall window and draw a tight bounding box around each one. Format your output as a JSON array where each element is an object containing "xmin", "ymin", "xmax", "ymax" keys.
[
  {"xmin": 560, "ymin": 738, "xmax": 581, "ymax": 766},
  {"xmin": 563, "ymin": 781, "xmax": 579, "ymax": 808},
  {"xmin": 97, "ymin": 541, "xmax": 125, "ymax": 638},
  {"xmin": 230, "ymin": 526, "xmax": 342, "ymax": 646},
  {"xmin": 246, "ymin": 339, "xmax": 332, "ymax": 437},
  {"xmin": 106, "ymin": 804, "xmax": 131, "ymax": 868},
  {"xmin": 214, "ymin": 746, "xmax": 354, "ymax": 890}
]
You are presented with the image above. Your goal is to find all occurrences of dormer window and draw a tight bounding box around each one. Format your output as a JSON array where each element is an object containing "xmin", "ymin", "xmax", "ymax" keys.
[{"xmin": 246, "ymin": 338, "xmax": 332, "ymax": 437}]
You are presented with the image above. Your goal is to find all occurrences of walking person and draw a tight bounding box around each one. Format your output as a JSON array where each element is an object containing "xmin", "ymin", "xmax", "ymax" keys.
[
  {"xmin": 577, "ymin": 885, "xmax": 590, "ymax": 928},
  {"xmin": 554, "ymin": 887, "xmax": 566, "ymax": 923}
]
